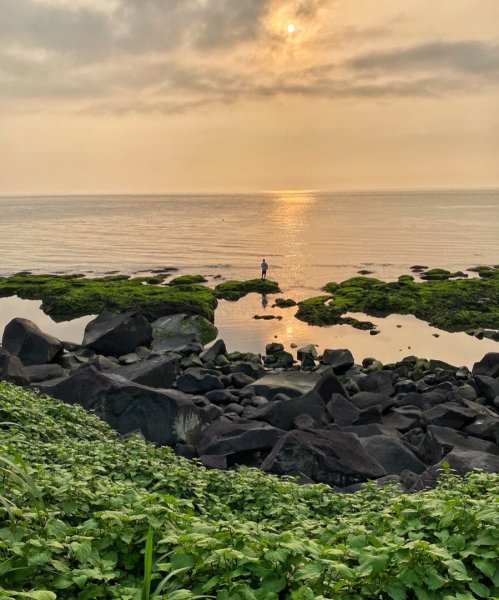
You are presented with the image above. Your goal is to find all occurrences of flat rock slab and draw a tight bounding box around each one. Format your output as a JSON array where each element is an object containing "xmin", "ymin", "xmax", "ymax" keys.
[
  {"xmin": 242, "ymin": 370, "xmax": 325, "ymax": 401},
  {"xmin": 115, "ymin": 355, "xmax": 179, "ymax": 389},
  {"xmin": 83, "ymin": 311, "xmax": 152, "ymax": 356},
  {"xmin": 24, "ymin": 363, "xmax": 67, "ymax": 383},
  {"xmin": 198, "ymin": 420, "xmax": 285, "ymax": 457}
]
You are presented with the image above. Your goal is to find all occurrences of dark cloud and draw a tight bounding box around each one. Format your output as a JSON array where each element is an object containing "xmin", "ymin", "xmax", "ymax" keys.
[{"xmin": 351, "ymin": 41, "xmax": 499, "ymax": 76}]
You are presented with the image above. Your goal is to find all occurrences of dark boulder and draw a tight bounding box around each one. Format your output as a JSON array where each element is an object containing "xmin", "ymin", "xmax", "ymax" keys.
[
  {"xmin": 422, "ymin": 402, "xmax": 478, "ymax": 430},
  {"xmin": 0, "ymin": 348, "xmax": 29, "ymax": 386},
  {"xmin": 326, "ymin": 394, "xmax": 381, "ymax": 427},
  {"xmin": 83, "ymin": 311, "xmax": 152, "ymax": 356},
  {"xmin": 35, "ymin": 366, "xmax": 201, "ymax": 446},
  {"xmin": 349, "ymin": 391, "xmax": 394, "ymax": 413},
  {"xmin": 421, "ymin": 425, "xmax": 499, "ymax": 464},
  {"xmin": 358, "ymin": 370, "xmax": 394, "ymax": 396},
  {"xmin": 205, "ymin": 389, "xmax": 238, "ymax": 405},
  {"xmin": 250, "ymin": 391, "xmax": 328, "ymax": 431},
  {"xmin": 198, "ymin": 420, "xmax": 284, "ymax": 458},
  {"xmin": 176, "ymin": 368, "xmax": 224, "ymax": 394},
  {"xmin": 359, "ymin": 435, "xmax": 426, "ymax": 476},
  {"xmin": 472, "ymin": 353, "xmax": 499, "ymax": 378},
  {"xmin": 200, "ymin": 339, "xmax": 227, "ymax": 363},
  {"xmin": 2, "ymin": 318, "xmax": 63, "ymax": 366},
  {"xmin": 321, "ymin": 348, "xmax": 354, "ymax": 373},
  {"xmin": 412, "ymin": 449, "xmax": 499, "ymax": 490},
  {"xmin": 261, "ymin": 429, "xmax": 386, "ymax": 487},
  {"xmin": 473, "ymin": 375, "xmax": 499, "ymax": 403},
  {"xmin": 342, "ymin": 423, "xmax": 400, "ymax": 438},
  {"xmin": 24, "ymin": 364, "xmax": 67, "ymax": 384},
  {"xmin": 241, "ymin": 370, "xmax": 327, "ymax": 401},
  {"xmin": 116, "ymin": 355, "xmax": 179, "ymax": 388},
  {"xmin": 463, "ymin": 416, "xmax": 499, "ymax": 444}
]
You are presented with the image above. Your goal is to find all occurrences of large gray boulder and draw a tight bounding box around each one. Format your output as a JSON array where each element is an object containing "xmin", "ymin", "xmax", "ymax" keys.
[
  {"xmin": 83, "ymin": 311, "xmax": 152, "ymax": 356},
  {"xmin": 262, "ymin": 429, "xmax": 386, "ymax": 487},
  {"xmin": 0, "ymin": 348, "xmax": 29, "ymax": 385},
  {"xmin": 24, "ymin": 364, "xmax": 67, "ymax": 384},
  {"xmin": 34, "ymin": 366, "xmax": 201, "ymax": 446},
  {"xmin": 422, "ymin": 402, "xmax": 478, "ymax": 430},
  {"xmin": 116, "ymin": 355, "xmax": 179, "ymax": 388},
  {"xmin": 2, "ymin": 318, "xmax": 63, "ymax": 366},
  {"xmin": 472, "ymin": 353, "xmax": 499, "ymax": 378},
  {"xmin": 359, "ymin": 435, "xmax": 426, "ymax": 476}
]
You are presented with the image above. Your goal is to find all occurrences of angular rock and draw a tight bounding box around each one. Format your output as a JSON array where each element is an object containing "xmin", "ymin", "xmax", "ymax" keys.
[
  {"xmin": 83, "ymin": 311, "xmax": 152, "ymax": 357},
  {"xmin": 2, "ymin": 318, "xmax": 63, "ymax": 366},
  {"xmin": 262, "ymin": 429, "xmax": 386, "ymax": 486},
  {"xmin": 342, "ymin": 423, "xmax": 400, "ymax": 438},
  {"xmin": 327, "ymin": 394, "xmax": 381, "ymax": 427},
  {"xmin": 250, "ymin": 392, "xmax": 328, "ymax": 431},
  {"xmin": 349, "ymin": 391, "xmax": 394, "ymax": 413},
  {"xmin": 358, "ymin": 370, "xmax": 394, "ymax": 396},
  {"xmin": 116, "ymin": 355, "xmax": 179, "ymax": 388},
  {"xmin": 266, "ymin": 342, "xmax": 284, "ymax": 355},
  {"xmin": 24, "ymin": 363, "xmax": 67, "ymax": 384},
  {"xmin": 473, "ymin": 375, "xmax": 499, "ymax": 403},
  {"xmin": 297, "ymin": 344, "xmax": 318, "ymax": 361},
  {"xmin": 241, "ymin": 370, "xmax": 325, "ymax": 401},
  {"xmin": 200, "ymin": 339, "xmax": 227, "ymax": 363},
  {"xmin": 151, "ymin": 313, "xmax": 217, "ymax": 346},
  {"xmin": 321, "ymin": 348, "xmax": 354, "ymax": 373},
  {"xmin": 359, "ymin": 435, "xmax": 426, "ymax": 476},
  {"xmin": 463, "ymin": 416, "xmax": 499, "ymax": 444},
  {"xmin": 176, "ymin": 368, "xmax": 224, "ymax": 394},
  {"xmin": 0, "ymin": 348, "xmax": 29, "ymax": 386},
  {"xmin": 472, "ymin": 352, "xmax": 499, "ymax": 378},
  {"xmin": 412, "ymin": 448, "xmax": 499, "ymax": 490},
  {"xmin": 35, "ymin": 367, "xmax": 201, "ymax": 446},
  {"xmin": 198, "ymin": 420, "xmax": 284, "ymax": 457},
  {"xmin": 422, "ymin": 402, "xmax": 478, "ymax": 430},
  {"xmin": 421, "ymin": 425, "xmax": 499, "ymax": 464}
]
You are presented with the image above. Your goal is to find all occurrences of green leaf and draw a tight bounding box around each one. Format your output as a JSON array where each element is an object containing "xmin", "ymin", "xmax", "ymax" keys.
[
  {"xmin": 473, "ymin": 558, "xmax": 496, "ymax": 579},
  {"xmin": 385, "ymin": 581, "xmax": 407, "ymax": 600},
  {"xmin": 75, "ymin": 540, "xmax": 93, "ymax": 563},
  {"xmin": 201, "ymin": 576, "xmax": 219, "ymax": 592},
  {"xmin": 468, "ymin": 582, "xmax": 490, "ymax": 598},
  {"xmin": 261, "ymin": 574, "xmax": 287, "ymax": 592}
]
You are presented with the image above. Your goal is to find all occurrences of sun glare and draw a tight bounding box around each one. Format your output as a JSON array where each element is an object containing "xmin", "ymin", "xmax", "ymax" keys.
[{"xmin": 287, "ymin": 23, "xmax": 296, "ymax": 33}]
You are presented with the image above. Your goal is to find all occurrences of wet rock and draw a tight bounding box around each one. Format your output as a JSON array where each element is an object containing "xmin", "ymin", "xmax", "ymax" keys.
[
  {"xmin": 2, "ymin": 318, "xmax": 63, "ymax": 366},
  {"xmin": 474, "ymin": 375, "xmax": 499, "ymax": 403},
  {"xmin": 321, "ymin": 348, "xmax": 354, "ymax": 374},
  {"xmin": 83, "ymin": 311, "xmax": 152, "ymax": 357},
  {"xmin": 151, "ymin": 313, "xmax": 217, "ymax": 346},
  {"xmin": 297, "ymin": 344, "xmax": 318, "ymax": 361},
  {"xmin": 262, "ymin": 429, "xmax": 386, "ymax": 487},
  {"xmin": 266, "ymin": 342, "xmax": 284, "ymax": 355}
]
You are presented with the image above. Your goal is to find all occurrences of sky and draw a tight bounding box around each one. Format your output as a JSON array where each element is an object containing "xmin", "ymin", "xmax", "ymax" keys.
[{"xmin": 1, "ymin": 0, "xmax": 498, "ymax": 194}]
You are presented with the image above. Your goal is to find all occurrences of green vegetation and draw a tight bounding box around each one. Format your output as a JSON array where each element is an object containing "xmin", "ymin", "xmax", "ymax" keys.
[
  {"xmin": 295, "ymin": 296, "xmax": 376, "ymax": 330},
  {"xmin": 273, "ymin": 298, "xmax": 297, "ymax": 308},
  {"xmin": 214, "ymin": 279, "xmax": 280, "ymax": 301},
  {"xmin": 296, "ymin": 268, "xmax": 499, "ymax": 332},
  {"xmin": 0, "ymin": 274, "xmax": 218, "ymax": 323},
  {"xmin": 2, "ymin": 383, "xmax": 498, "ymax": 599},
  {"xmin": 169, "ymin": 275, "xmax": 208, "ymax": 286},
  {"xmin": 420, "ymin": 269, "xmax": 467, "ymax": 281}
]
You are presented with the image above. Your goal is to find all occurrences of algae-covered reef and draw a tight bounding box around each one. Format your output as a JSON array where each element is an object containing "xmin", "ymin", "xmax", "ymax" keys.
[
  {"xmin": 296, "ymin": 268, "xmax": 499, "ymax": 333},
  {"xmin": 0, "ymin": 274, "xmax": 217, "ymax": 322},
  {"xmin": 0, "ymin": 273, "xmax": 281, "ymax": 323},
  {"xmin": 1, "ymin": 382, "xmax": 499, "ymax": 599}
]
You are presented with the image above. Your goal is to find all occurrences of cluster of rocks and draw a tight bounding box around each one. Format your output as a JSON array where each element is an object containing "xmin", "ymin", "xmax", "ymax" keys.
[{"xmin": 1, "ymin": 311, "xmax": 499, "ymax": 492}]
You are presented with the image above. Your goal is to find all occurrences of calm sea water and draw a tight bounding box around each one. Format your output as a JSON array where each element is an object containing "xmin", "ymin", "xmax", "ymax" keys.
[{"xmin": 1, "ymin": 190, "xmax": 498, "ymax": 366}]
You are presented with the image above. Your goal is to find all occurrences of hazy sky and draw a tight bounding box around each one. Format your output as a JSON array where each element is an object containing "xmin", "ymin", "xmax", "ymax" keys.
[{"xmin": 1, "ymin": 0, "xmax": 498, "ymax": 194}]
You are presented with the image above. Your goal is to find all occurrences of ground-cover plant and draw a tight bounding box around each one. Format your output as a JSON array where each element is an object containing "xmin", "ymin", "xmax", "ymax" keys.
[
  {"xmin": 0, "ymin": 382, "xmax": 498, "ymax": 599},
  {"xmin": 296, "ymin": 268, "xmax": 499, "ymax": 333}
]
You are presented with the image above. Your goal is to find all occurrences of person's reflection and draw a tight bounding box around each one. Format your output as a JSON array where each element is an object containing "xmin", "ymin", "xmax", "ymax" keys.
[{"xmin": 261, "ymin": 293, "xmax": 268, "ymax": 309}]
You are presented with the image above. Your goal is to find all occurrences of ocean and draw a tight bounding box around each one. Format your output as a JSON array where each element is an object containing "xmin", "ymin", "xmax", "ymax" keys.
[{"xmin": 1, "ymin": 189, "xmax": 498, "ymax": 366}]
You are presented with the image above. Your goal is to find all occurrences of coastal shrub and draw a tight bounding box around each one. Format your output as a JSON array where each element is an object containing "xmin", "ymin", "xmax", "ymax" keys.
[{"xmin": 1, "ymin": 382, "xmax": 498, "ymax": 598}]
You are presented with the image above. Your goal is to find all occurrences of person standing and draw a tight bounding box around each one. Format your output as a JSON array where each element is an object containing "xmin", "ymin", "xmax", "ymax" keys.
[{"xmin": 261, "ymin": 258, "xmax": 268, "ymax": 279}]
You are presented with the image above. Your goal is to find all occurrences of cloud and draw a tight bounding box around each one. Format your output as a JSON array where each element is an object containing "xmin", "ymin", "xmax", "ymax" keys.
[
  {"xmin": 350, "ymin": 41, "xmax": 499, "ymax": 76},
  {"xmin": 1, "ymin": 0, "xmax": 499, "ymax": 115}
]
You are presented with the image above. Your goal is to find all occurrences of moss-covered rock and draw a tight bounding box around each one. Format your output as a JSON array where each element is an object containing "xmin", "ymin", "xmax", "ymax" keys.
[
  {"xmin": 297, "ymin": 267, "xmax": 499, "ymax": 333},
  {"xmin": 295, "ymin": 295, "xmax": 376, "ymax": 330},
  {"xmin": 0, "ymin": 273, "xmax": 218, "ymax": 322},
  {"xmin": 273, "ymin": 298, "xmax": 297, "ymax": 308},
  {"xmin": 169, "ymin": 274, "xmax": 208, "ymax": 286},
  {"xmin": 420, "ymin": 269, "xmax": 467, "ymax": 281},
  {"xmin": 215, "ymin": 279, "xmax": 281, "ymax": 301}
]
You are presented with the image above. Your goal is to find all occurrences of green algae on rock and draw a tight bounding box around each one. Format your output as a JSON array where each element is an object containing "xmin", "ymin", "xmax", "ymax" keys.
[
  {"xmin": 296, "ymin": 268, "xmax": 499, "ymax": 333},
  {"xmin": 0, "ymin": 273, "xmax": 218, "ymax": 322},
  {"xmin": 215, "ymin": 278, "xmax": 281, "ymax": 301},
  {"xmin": 169, "ymin": 274, "xmax": 208, "ymax": 286},
  {"xmin": 273, "ymin": 298, "xmax": 297, "ymax": 308}
]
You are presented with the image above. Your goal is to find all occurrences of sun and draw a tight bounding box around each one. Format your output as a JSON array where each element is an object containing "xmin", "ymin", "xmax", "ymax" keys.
[{"xmin": 287, "ymin": 23, "xmax": 296, "ymax": 33}]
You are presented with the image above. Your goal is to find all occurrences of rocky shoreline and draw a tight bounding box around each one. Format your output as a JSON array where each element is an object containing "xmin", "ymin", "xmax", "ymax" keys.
[{"xmin": 1, "ymin": 309, "xmax": 499, "ymax": 493}]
